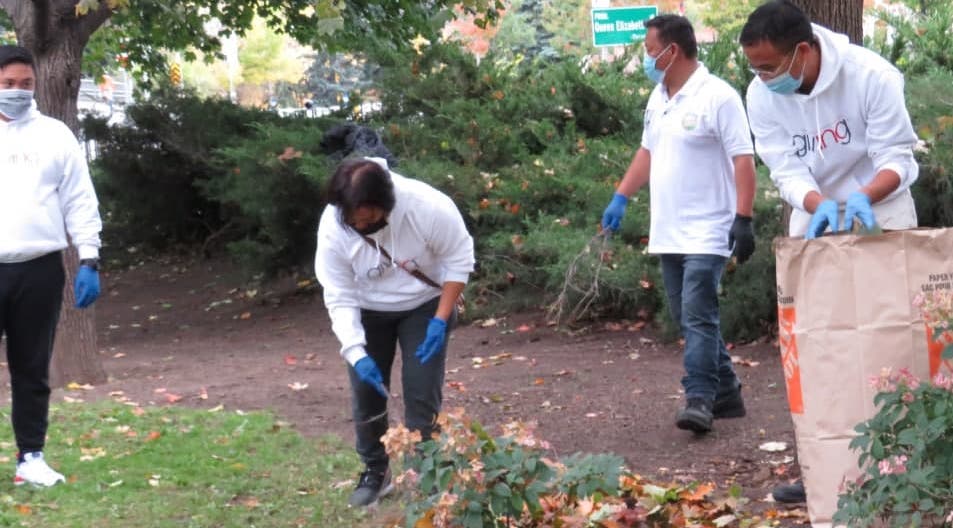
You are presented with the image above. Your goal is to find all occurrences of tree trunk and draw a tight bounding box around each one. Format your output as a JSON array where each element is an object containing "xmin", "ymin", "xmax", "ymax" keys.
[
  {"xmin": 790, "ymin": 0, "xmax": 864, "ymax": 44},
  {"xmin": 2, "ymin": 0, "xmax": 112, "ymax": 386},
  {"xmin": 777, "ymin": 0, "xmax": 864, "ymax": 234}
]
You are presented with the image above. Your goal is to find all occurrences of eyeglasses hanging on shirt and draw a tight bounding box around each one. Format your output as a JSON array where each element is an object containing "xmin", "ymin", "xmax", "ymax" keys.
[{"xmin": 364, "ymin": 239, "xmax": 421, "ymax": 280}]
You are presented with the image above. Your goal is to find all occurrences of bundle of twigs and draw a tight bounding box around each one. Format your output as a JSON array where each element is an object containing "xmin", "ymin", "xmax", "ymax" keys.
[{"xmin": 547, "ymin": 231, "xmax": 612, "ymax": 326}]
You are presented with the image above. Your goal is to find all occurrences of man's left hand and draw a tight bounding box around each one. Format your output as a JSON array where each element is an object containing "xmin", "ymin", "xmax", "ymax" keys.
[
  {"xmin": 415, "ymin": 318, "xmax": 447, "ymax": 364},
  {"xmin": 74, "ymin": 265, "xmax": 100, "ymax": 309},
  {"xmin": 728, "ymin": 214, "xmax": 755, "ymax": 264},
  {"xmin": 844, "ymin": 192, "xmax": 876, "ymax": 232}
]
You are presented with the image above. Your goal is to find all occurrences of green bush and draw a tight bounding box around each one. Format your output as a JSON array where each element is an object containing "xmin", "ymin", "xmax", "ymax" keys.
[
  {"xmin": 906, "ymin": 70, "xmax": 953, "ymax": 229},
  {"xmin": 83, "ymin": 89, "xmax": 278, "ymax": 251},
  {"xmin": 89, "ymin": 38, "xmax": 784, "ymax": 340},
  {"xmin": 205, "ymin": 120, "xmax": 336, "ymax": 274}
]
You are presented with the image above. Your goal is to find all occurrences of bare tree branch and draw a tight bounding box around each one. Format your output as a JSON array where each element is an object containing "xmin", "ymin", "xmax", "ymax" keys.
[{"xmin": 73, "ymin": 1, "xmax": 114, "ymax": 43}]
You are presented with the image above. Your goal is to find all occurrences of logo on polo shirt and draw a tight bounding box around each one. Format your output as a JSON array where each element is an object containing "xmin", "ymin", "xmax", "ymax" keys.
[
  {"xmin": 681, "ymin": 112, "xmax": 699, "ymax": 131},
  {"xmin": 791, "ymin": 118, "xmax": 852, "ymax": 158}
]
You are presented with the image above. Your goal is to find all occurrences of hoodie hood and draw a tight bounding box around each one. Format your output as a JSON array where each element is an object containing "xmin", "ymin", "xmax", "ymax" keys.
[{"xmin": 808, "ymin": 24, "xmax": 850, "ymax": 100}]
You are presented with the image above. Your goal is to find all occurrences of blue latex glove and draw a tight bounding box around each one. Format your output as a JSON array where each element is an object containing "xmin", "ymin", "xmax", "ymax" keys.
[
  {"xmin": 415, "ymin": 318, "xmax": 447, "ymax": 365},
  {"xmin": 805, "ymin": 199, "xmax": 839, "ymax": 240},
  {"xmin": 353, "ymin": 356, "xmax": 389, "ymax": 398},
  {"xmin": 601, "ymin": 193, "xmax": 629, "ymax": 232},
  {"xmin": 74, "ymin": 265, "xmax": 100, "ymax": 308},
  {"xmin": 844, "ymin": 191, "xmax": 876, "ymax": 232}
]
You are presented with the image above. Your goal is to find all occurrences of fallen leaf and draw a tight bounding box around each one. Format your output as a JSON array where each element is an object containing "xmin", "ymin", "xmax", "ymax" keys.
[
  {"xmin": 731, "ymin": 355, "xmax": 761, "ymax": 367},
  {"xmin": 14, "ymin": 504, "xmax": 31, "ymax": 515},
  {"xmin": 239, "ymin": 312, "xmax": 252, "ymax": 320},
  {"xmin": 165, "ymin": 393, "xmax": 183, "ymax": 404},
  {"xmin": 284, "ymin": 354, "xmax": 298, "ymax": 366},
  {"xmin": 585, "ymin": 412, "xmax": 599, "ymax": 418},
  {"xmin": 516, "ymin": 324, "xmax": 532, "ymax": 333},
  {"xmin": 66, "ymin": 382, "xmax": 94, "ymax": 391},
  {"xmin": 679, "ymin": 482, "xmax": 714, "ymax": 501},
  {"xmin": 288, "ymin": 382, "xmax": 309, "ymax": 391},
  {"xmin": 758, "ymin": 441, "xmax": 788, "ymax": 452},
  {"xmin": 332, "ymin": 479, "xmax": 354, "ymax": 490},
  {"xmin": 198, "ymin": 387, "xmax": 209, "ymax": 400},
  {"xmin": 480, "ymin": 318, "xmax": 498, "ymax": 328},
  {"xmin": 208, "ymin": 404, "xmax": 225, "ymax": 413},
  {"xmin": 446, "ymin": 381, "xmax": 466, "ymax": 392},
  {"xmin": 533, "ymin": 378, "xmax": 545, "ymax": 386},
  {"xmin": 112, "ymin": 352, "xmax": 126, "ymax": 358},
  {"xmin": 554, "ymin": 369, "xmax": 571, "ymax": 377},
  {"xmin": 146, "ymin": 431, "xmax": 162, "ymax": 442}
]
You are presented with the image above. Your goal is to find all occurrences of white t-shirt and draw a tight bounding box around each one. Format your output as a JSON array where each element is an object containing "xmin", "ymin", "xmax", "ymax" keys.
[{"xmin": 641, "ymin": 64, "xmax": 753, "ymax": 256}]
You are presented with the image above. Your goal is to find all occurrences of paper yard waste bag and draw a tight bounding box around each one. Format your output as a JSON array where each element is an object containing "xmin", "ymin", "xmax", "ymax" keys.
[{"xmin": 774, "ymin": 228, "xmax": 953, "ymax": 527}]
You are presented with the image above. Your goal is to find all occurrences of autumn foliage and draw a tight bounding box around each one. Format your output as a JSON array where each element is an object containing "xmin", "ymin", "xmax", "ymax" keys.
[{"xmin": 379, "ymin": 408, "xmax": 749, "ymax": 528}]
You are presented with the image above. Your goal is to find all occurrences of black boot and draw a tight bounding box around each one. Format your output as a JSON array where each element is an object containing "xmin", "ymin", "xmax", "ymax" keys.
[
  {"xmin": 772, "ymin": 480, "xmax": 806, "ymax": 503},
  {"xmin": 713, "ymin": 384, "xmax": 746, "ymax": 419},
  {"xmin": 676, "ymin": 398, "xmax": 713, "ymax": 433}
]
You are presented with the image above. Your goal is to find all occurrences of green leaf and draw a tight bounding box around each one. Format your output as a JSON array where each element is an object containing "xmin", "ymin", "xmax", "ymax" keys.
[
  {"xmin": 493, "ymin": 482, "xmax": 512, "ymax": 497},
  {"xmin": 943, "ymin": 343, "xmax": 953, "ymax": 360}
]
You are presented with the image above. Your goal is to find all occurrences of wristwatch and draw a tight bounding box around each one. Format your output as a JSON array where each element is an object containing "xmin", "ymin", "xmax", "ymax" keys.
[{"xmin": 79, "ymin": 258, "xmax": 100, "ymax": 271}]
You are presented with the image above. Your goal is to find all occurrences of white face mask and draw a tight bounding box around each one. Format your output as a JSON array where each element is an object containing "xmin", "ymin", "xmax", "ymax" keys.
[{"xmin": 0, "ymin": 89, "xmax": 34, "ymax": 120}]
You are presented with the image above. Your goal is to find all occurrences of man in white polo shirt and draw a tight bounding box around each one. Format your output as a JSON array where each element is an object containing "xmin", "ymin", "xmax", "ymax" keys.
[{"xmin": 600, "ymin": 15, "xmax": 757, "ymax": 434}]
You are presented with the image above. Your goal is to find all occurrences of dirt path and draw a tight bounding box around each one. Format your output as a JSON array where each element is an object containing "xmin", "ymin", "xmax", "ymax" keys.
[{"xmin": 6, "ymin": 257, "xmax": 807, "ymax": 524}]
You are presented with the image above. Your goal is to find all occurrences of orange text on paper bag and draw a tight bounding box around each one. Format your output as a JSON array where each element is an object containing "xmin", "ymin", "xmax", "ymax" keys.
[
  {"xmin": 778, "ymin": 305, "xmax": 804, "ymax": 414},
  {"xmin": 927, "ymin": 325, "xmax": 953, "ymax": 378}
]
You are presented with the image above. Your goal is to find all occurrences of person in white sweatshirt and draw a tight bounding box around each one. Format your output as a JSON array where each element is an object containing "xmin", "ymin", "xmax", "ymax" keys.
[
  {"xmin": 740, "ymin": 0, "xmax": 920, "ymax": 505},
  {"xmin": 741, "ymin": 0, "xmax": 918, "ymax": 240},
  {"xmin": 314, "ymin": 157, "xmax": 474, "ymax": 507},
  {"xmin": 0, "ymin": 45, "xmax": 102, "ymax": 487}
]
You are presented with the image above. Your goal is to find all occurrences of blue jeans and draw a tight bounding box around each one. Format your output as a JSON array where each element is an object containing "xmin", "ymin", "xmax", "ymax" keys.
[{"xmin": 659, "ymin": 254, "xmax": 739, "ymax": 402}]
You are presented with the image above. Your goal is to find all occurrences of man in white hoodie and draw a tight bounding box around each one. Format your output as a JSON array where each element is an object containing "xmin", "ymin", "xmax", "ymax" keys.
[
  {"xmin": 0, "ymin": 45, "xmax": 103, "ymax": 487},
  {"xmin": 740, "ymin": 0, "xmax": 920, "ymax": 503},
  {"xmin": 315, "ymin": 157, "xmax": 474, "ymax": 507},
  {"xmin": 741, "ymin": 0, "xmax": 918, "ymax": 240}
]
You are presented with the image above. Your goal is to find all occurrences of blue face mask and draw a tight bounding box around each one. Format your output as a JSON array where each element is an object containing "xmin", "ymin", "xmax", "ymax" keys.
[
  {"xmin": 0, "ymin": 88, "xmax": 33, "ymax": 120},
  {"xmin": 642, "ymin": 44, "xmax": 673, "ymax": 85},
  {"xmin": 764, "ymin": 47, "xmax": 804, "ymax": 95}
]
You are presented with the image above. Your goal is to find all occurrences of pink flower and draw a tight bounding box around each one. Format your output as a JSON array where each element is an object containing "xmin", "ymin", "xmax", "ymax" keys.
[
  {"xmin": 933, "ymin": 372, "xmax": 953, "ymax": 391},
  {"xmin": 902, "ymin": 391, "xmax": 915, "ymax": 403},
  {"xmin": 878, "ymin": 459, "xmax": 892, "ymax": 476},
  {"xmin": 878, "ymin": 455, "xmax": 909, "ymax": 476}
]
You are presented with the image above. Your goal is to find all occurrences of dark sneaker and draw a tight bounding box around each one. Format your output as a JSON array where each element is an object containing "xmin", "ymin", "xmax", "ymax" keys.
[
  {"xmin": 348, "ymin": 467, "xmax": 393, "ymax": 507},
  {"xmin": 676, "ymin": 398, "xmax": 713, "ymax": 433},
  {"xmin": 772, "ymin": 480, "xmax": 806, "ymax": 503},
  {"xmin": 713, "ymin": 385, "xmax": 746, "ymax": 419}
]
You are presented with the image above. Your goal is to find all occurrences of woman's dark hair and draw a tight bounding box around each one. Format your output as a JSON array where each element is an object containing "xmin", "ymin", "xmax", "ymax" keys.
[
  {"xmin": 739, "ymin": 0, "xmax": 813, "ymax": 54},
  {"xmin": 645, "ymin": 15, "xmax": 698, "ymax": 60},
  {"xmin": 326, "ymin": 159, "xmax": 395, "ymax": 226}
]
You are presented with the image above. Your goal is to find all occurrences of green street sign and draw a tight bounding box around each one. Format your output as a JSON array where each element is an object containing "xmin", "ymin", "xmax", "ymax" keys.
[{"xmin": 591, "ymin": 6, "xmax": 658, "ymax": 47}]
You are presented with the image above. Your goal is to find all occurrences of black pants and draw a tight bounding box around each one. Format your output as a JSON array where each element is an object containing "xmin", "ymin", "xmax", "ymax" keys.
[
  {"xmin": 0, "ymin": 252, "xmax": 64, "ymax": 453},
  {"xmin": 347, "ymin": 296, "xmax": 452, "ymax": 470}
]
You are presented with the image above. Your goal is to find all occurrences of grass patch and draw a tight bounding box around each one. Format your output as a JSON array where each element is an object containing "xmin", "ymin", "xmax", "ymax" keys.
[{"xmin": 0, "ymin": 402, "xmax": 373, "ymax": 527}]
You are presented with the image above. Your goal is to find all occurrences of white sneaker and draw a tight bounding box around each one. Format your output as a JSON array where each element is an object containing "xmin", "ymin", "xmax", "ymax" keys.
[{"xmin": 14, "ymin": 452, "xmax": 65, "ymax": 487}]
